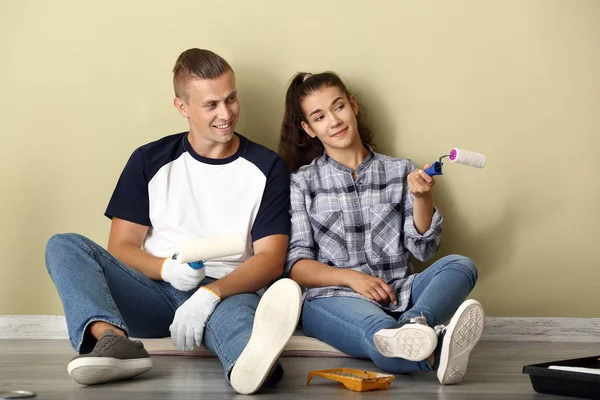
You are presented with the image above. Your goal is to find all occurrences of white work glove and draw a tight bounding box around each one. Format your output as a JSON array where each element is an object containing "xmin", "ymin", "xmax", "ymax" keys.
[
  {"xmin": 169, "ymin": 286, "xmax": 221, "ymax": 351},
  {"xmin": 161, "ymin": 258, "xmax": 205, "ymax": 292}
]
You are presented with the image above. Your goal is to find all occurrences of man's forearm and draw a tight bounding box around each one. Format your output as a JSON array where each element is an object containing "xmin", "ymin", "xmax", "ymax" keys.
[
  {"xmin": 205, "ymin": 253, "xmax": 283, "ymax": 299},
  {"xmin": 107, "ymin": 243, "xmax": 164, "ymax": 280}
]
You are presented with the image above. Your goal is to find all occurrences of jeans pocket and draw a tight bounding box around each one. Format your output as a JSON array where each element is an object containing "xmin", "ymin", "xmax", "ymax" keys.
[
  {"xmin": 370, "ymin": 203, "xmax": 403, "ymax": 258},
  {"xmin": 309, "ymin": 210, "xmax": 349, "ymax": 262}
]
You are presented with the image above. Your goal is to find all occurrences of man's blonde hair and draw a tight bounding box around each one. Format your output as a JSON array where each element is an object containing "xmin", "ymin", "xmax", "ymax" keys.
[{"xmin": 173, "ymin": 48, "xmax": 232, "ymax": 101}]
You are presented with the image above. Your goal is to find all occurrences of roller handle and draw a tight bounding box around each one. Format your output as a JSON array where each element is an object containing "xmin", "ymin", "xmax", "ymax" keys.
[
  {"xmin": 424, "ymin": 162, "xmax": 443, "ymax": 176},
  {"xmin": 170, "ymin": 253, "xmax": 205, "ymax": 269},
  {"xmin": 188, "ymin": 261, "xmax": 205, "ymax": 270}
]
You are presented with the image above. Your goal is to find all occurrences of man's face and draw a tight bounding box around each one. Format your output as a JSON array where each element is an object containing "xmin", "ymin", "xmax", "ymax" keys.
[{"xmin": 175, "ymin": 70, "xmax": 240, "ymax": 144}]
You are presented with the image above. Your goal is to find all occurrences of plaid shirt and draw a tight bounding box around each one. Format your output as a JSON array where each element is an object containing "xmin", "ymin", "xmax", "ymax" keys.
[{"xmin": 286, "ymin": 148, "xmax": 443, "ymax": 312}]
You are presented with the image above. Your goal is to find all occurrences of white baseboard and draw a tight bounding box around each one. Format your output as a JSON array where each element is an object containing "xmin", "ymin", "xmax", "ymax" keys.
[
  {"xmin": 1, "ymin": 315, "xmax": 599, "ymax": 342},
  {"xmin": 0, "ymin": 315, "xmax": 68, "ymax": 339},
  {"xmin": 483, "ymin": 317, "xmax": 600, "ymax": 342}
]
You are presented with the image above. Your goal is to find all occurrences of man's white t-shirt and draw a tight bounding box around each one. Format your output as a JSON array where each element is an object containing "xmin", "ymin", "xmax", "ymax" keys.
[{"xmin": 105, "ymin": 132, "xmax": 290, "ymax": 279}]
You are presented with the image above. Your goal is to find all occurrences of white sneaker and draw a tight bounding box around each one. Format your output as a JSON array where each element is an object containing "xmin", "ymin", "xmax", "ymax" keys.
[
  {"xmin": 229, "ymin": 278, "xmax": 302, "ymax": 394},
  {"xmin": 437, "ymin": 299, "xmax": 485, "ymax": 385},
  {"xmin": 373, "ymin": 315, "xmax": 438, "ymax": 362}
]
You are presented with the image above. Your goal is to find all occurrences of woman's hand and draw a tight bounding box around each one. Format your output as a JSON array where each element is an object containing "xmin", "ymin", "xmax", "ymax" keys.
[
  {"xmin": 408, "ymin": 164, "xmax": 435, "ymax": 199},
  {"xmin": 343, "ymin": 270, "xmax": 397, "ymax": 305}
]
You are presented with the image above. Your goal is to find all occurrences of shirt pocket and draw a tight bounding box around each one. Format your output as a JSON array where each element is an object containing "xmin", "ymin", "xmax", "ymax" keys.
[
  {"xmin": 370, "ymin": 203, "xmax": 403, "ymax": 258},
  {"xmin": 308, "ymin": 210, "xmax": 349, "ymax": 262}
]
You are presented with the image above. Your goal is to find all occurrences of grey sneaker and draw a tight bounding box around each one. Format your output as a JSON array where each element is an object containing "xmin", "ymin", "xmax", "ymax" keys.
[
  {"xmin": 373, "ymin": 315, "xmax": 438, "ymax": 361},
  {"xmin": 67, "ymin": 329, "xmax": 153, "ymax": 385},
  {"xmin": 437, "ymin": 299, "xmax": 485, "ymax": 385},
  {"xmin": 230, "ymin": 278, "xmax": 302, "ymax": 394}
]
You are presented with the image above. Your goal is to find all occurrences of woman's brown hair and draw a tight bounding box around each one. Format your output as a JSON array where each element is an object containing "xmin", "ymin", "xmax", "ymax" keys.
[{"xmin": 278, "ymin": 72, "xmax": 373, "ymax": 172}]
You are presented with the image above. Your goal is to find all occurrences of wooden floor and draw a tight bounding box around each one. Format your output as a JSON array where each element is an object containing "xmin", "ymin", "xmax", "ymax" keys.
[{"xmin": 1, "ymin": 340, "xmax": 596, "ymax": 399}]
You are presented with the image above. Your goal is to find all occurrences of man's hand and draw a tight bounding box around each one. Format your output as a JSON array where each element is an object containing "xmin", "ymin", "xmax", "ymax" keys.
[
  {"xmin": 343, "ymin": 270, "xmax": 398, "ymax": 305},
  {"xmin": 169, "ymin": 287, "xmax": 221, "ymax": 351},
  {"xmin": 161, "ymin": 258, "xmax": 205, "ymax": 291}
]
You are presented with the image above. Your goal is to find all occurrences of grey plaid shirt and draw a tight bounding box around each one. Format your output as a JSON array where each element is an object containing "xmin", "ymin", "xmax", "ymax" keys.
[{"xmin": 285, "ymin": 148, "xmax": 443, "ymax": 313}]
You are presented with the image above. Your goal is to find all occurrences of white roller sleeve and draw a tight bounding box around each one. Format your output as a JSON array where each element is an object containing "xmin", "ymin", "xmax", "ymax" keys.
[
  {"xmin": 548, "ymin": 366, "xmax": 600, "ymax": 376},
  {"xmin": 449, "ymin": 148, "xmax": 487, "ymax": 168},
  {"xmin": 175, "ymin": 233, "xmax": 246, "ymax": 263}
]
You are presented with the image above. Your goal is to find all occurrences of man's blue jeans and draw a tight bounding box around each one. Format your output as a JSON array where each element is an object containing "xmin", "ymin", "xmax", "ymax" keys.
[
  {"xmin": 301, "ymin": 255, "xmax": 478, "ymax": 373},
  {"xmin": 45, "ymin": 233, "xmax": 259, "ymax": 376}
]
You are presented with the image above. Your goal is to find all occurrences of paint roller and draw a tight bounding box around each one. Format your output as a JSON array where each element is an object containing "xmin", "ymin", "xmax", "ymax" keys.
[
  {"xmin": 424, "ymin": 148, "xmax": 486, "ymax": 176},
  {"xmin": 171, "ymin": 233, "xmax": 246, "ymax": 269}
]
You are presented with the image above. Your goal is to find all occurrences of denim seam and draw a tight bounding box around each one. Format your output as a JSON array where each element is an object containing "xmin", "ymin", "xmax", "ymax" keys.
[
  {"xmin": 90, "ymin": 249, "xmax": 129, "ymax": 330},
  {"xmin": 204, "ymin": 323, "xmax": 234, "ymax": 370}
]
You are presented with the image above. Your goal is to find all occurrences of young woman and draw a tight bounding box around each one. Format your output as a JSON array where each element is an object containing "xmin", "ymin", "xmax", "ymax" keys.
[{"xmin": 279, "ymin": 72, "xmax": 484, "ymax": 385}]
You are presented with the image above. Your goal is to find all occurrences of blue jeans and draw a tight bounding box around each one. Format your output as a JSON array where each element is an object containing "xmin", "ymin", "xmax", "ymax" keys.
[
  {"xmin": 301, "ymin": 255, "xmax": 478, "ymax": 374},
  {"xmin": 45, "ymin": 233, "xmax": 260, "ymax": 376}
]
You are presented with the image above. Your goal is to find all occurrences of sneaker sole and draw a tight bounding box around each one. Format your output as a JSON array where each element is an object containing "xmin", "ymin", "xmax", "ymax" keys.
[
  {"xmin": 67, "ymin": 357, "xmax": 153, "ymax": 385},
  {"xmin": 373, "ymin": 323, "xmax": 438, "ymax": 361},
  {"xmin": 230, "ymin": 278, "xmax": 302, "ymax": 395},
  {"xmin": 437, "ymin": 299, "xmax": 484, "ymax": 385}
]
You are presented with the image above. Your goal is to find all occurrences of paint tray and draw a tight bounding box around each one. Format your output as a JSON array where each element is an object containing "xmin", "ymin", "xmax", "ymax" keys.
[
  {"xmin": 307, "ymin": 368, "xmax": 394, "ymax": 392},
  {"xmin": 522, "ymin": 355, "xmax": 600, "ymax": 399}
]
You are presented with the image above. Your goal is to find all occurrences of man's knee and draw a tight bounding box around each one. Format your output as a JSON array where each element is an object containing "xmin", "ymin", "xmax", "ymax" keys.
[
  {"xmin": 210, "ymin": 293, "xmax": 260, "ymax": 322},
  {"xmin": 45, "ymin": 233, "xmax": 87, "ymax": 274}
]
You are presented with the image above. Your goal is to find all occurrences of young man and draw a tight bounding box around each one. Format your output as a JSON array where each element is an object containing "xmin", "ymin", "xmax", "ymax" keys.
[{"xmin": 45, "ymin": 48, "xmax": 301, "ymax": 395}]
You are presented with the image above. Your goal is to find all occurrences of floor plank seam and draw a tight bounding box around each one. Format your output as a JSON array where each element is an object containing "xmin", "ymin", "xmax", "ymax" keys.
[{"xmin": 1, "ymin": 316, "xmax": 599, "ymax": 342}]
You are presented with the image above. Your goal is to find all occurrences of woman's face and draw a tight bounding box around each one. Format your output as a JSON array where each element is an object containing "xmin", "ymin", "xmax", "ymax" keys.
[{"xmin": 300, "ymin": 85, "xmax": 360, "ymax": 152}]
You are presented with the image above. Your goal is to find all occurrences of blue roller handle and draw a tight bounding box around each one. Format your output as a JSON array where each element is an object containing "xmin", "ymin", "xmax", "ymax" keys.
[
  {"xmin": 188, "ymin": 261, "xmax": 206, "ymax": 270},
  {"xmin": 424, "ymin": 161, "xmax": 444, "ymax": 176}
]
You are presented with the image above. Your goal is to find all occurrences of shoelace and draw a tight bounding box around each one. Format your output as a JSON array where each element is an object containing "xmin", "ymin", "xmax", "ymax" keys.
[
  {"xmin": 405, "ymin": 314, "xmax": 447, "ymax": 336},
  {"xmin": 93, "ymin": 333, "xmax": 120, "ymax": 353},
  {"xmin": 434, "ymin": 324, "xmax": 447, "ymax": 336}
]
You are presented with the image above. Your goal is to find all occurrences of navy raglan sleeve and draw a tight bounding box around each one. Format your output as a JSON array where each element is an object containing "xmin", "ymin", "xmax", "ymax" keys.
[
  {"xmin": 251, "ymin": 156, "xmax": 291, "ymax": 242},
  {"xmin": 104, "ymin": 148, "xmax": 151, "ymax": 226}
]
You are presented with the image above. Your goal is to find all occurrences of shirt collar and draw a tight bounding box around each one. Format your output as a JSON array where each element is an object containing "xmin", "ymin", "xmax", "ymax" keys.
[{"xmin": 323, "ymin": 144, "xmax": 375, "ymax": 174}]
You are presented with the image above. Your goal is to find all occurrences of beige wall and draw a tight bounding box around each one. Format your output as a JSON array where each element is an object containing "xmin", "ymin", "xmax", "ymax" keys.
[{"xmin": 1, "ymin": 0, "xmax": 598, "ymax": 317}]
